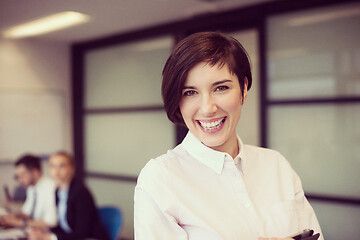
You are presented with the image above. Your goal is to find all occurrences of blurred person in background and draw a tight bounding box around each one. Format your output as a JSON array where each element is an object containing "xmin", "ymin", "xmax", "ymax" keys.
[
  {"xmin": 0, "ymin": 154, "xmax": 57, "ymax": 228},
  {"xmin": 29, "ymin": 151, "xmax": 109, "ymax": 240}
]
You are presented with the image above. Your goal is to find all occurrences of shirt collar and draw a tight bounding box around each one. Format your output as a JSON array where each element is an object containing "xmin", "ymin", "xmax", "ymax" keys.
[{"xmin": 181, "ymin": 131, "xmax": 246, "ymax": 174}]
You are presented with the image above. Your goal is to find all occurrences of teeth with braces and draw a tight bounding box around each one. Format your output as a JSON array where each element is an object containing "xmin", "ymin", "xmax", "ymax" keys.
[{"xmin": 199, "ymin": 118, "xmax": 225, "ymax": 130}]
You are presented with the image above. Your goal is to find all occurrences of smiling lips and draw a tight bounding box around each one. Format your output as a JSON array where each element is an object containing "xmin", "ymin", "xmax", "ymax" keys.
[{"xmin": 197, "ymin": 117, "xmax": 226, "ymax": 133}]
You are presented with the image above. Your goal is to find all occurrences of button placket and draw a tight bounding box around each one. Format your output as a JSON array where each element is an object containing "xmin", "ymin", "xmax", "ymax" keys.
[{"xmin": 222, "ymin": 155, "xmax": 262, "ymax": 236}]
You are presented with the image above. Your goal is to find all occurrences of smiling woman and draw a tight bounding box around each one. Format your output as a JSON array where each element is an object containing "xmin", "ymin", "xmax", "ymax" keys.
[{"xmin": 134, "ymin": 32, "xmax": 324, "ymax": 240}]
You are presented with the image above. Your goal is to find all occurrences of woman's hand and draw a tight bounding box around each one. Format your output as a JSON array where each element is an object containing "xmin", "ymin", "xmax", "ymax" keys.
[{"xmin": 27, "ymin": 227, "xmax": 51, "ymax": 240}]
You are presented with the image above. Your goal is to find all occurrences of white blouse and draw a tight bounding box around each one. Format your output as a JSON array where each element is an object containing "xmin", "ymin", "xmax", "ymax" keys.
[{"xmin": 134, "ymin": 131, "xmax": 323, "ymax": 240}]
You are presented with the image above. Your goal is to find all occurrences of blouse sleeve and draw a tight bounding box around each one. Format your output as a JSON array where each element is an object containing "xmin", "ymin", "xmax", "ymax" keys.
[
  {"xmin": 134, "ymin": 160, "xmax": 187, "ymax": 240},
  {"xmin": 292, "ymin": 170, "xmax": 325, "ymax": 240}
]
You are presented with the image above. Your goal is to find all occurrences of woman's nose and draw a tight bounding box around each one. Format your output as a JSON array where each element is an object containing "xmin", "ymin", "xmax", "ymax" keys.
[{"xmin": 199, "ymin": 95, "xmax": 217, "ymax": 116}]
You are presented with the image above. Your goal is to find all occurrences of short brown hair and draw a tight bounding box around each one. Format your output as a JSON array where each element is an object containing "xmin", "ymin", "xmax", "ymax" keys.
[
  {"xmin": 162, "ymin": 31, "xmax": 252, "ymax": 125},
  {"xmin": 15, "ymin": 154, "xmax": 41, "ymax": 172}
]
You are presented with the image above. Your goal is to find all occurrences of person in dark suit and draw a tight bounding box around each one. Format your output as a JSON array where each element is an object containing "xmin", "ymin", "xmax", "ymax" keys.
[{"xmin": 29, "ymin": 151, "xmax": 109, "ymax": 240}]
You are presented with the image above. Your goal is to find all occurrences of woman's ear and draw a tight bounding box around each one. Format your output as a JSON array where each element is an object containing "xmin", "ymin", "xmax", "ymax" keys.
[{"xmin": 242, "ymin": 77, "xmax": 248, "ymax": 104}]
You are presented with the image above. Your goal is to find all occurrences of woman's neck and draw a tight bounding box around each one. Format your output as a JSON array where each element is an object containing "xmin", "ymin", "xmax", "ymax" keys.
[
  {"xmin": 59, "ymin": 180, "xmax": 71, "ymax": 191},
  {"xmin": 210, "ymin": 134, "xmax": 239, "ymax": 159}
]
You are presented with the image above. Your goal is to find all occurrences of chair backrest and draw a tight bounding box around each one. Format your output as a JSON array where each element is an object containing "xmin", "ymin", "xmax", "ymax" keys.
[
  {"xmin": 12, "ymin": 185, "xmax": 27, "ymax": 202},
  {"xmin": 98, "ymin": 206, "xmax": 123, "ymax": 240}
]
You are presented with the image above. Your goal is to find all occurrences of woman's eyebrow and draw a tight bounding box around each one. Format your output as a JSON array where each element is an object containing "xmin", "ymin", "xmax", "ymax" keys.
[
  {"xmin": 212, "ymin": 79, "xmax": 232, "ymax": 86},
  {"xmin": 182, "ymin": 85, "xmax": 196, "ymax": 90},
  {"xmin": 183, "ymin": 79, "xmax": 232, "ymax": 90}
]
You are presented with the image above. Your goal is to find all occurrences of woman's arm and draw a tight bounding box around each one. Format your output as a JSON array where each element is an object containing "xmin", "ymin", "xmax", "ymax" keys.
[
  {"xmin": 134, "ymin": 186, "xmax": 187, "ymax": 240},
  {"xmin": 292, "ymin": 170, "xmax": 324, "ymax": 240}
]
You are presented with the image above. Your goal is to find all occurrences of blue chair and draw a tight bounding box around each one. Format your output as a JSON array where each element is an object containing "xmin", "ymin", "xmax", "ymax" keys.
[{"xmin": 98, "ymin": 206, "xmax": 123, "ymax": 240}]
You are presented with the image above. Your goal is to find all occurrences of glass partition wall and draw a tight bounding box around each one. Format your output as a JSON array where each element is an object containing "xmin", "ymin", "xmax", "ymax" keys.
[
  {"xmin": 266, "ymin": 2, "xmax": 360, "ymax": 239},
  {"xmin": 83, "ymin": 36, "xmax": 174, "ymax": 238}
]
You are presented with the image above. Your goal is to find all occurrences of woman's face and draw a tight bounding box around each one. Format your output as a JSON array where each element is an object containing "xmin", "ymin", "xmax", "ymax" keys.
[
  {"xmin": 179, "ymin": 62, "xmax": 247, "ymax": 154},
  {"xmin": 49, "ymin": 155, "xmax": 74, "ymax": 186}
]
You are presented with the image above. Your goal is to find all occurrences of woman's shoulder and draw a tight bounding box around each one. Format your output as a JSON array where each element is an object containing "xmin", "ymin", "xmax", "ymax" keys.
[
  {"xmin": 137, "ymin": 146, "xmax": 184, "ymax": 187},
  {"xmin": 69, "ymin": 179, "xmax": 92, "ymax": 197},
  {"xmin": 243, "ymin": 144, "xmax": 291, "ymax": 167},
  {"xmin": 243, "ymin": 144, "xmax": 279, "ymax": 156},
  {"xmin": 139, "ymin": 150, "xmax": 176, "ymax": 174}
]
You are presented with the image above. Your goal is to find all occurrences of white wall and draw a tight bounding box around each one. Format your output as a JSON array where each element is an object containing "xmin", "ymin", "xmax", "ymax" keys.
[{"xmin": 0, "ymin": 38, "xmax": 72, "ymax": 202}]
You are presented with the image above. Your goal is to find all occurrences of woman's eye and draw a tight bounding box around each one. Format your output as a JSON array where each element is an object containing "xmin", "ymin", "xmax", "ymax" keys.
[
  {"xmin": 216, "ymin": 86, "xmax": 229, "ymax": 91},
  {"xmin": 183, "ymin": 90, "xmax": 197, "ymax": 96}
]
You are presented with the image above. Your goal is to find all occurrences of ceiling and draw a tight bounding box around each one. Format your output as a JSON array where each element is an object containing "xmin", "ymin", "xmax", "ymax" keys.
[{"xmin": 0, "ymin": 0, "xmax": 275, "ymax": 44}]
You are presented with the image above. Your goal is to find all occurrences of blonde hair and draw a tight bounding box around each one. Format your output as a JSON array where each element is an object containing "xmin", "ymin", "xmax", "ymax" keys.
[{"xmin": 51, "ymin": 151, "xmax": 75, "ymax": 167}]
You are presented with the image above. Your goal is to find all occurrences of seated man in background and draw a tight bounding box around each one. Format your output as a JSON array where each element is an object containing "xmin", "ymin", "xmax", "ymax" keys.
[
  {"xmin": 0, "ymin": 154, "xmax": 57, "ymax": 228},
  {"xmin": 29, "ymin": 151, "xmax": 109, "ymax": 240}
]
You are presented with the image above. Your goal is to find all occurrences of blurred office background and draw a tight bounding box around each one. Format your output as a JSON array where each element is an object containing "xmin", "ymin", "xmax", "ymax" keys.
[{"xmin": 1, "ymin": 0, "xmax": 359, "ymax": 239}]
